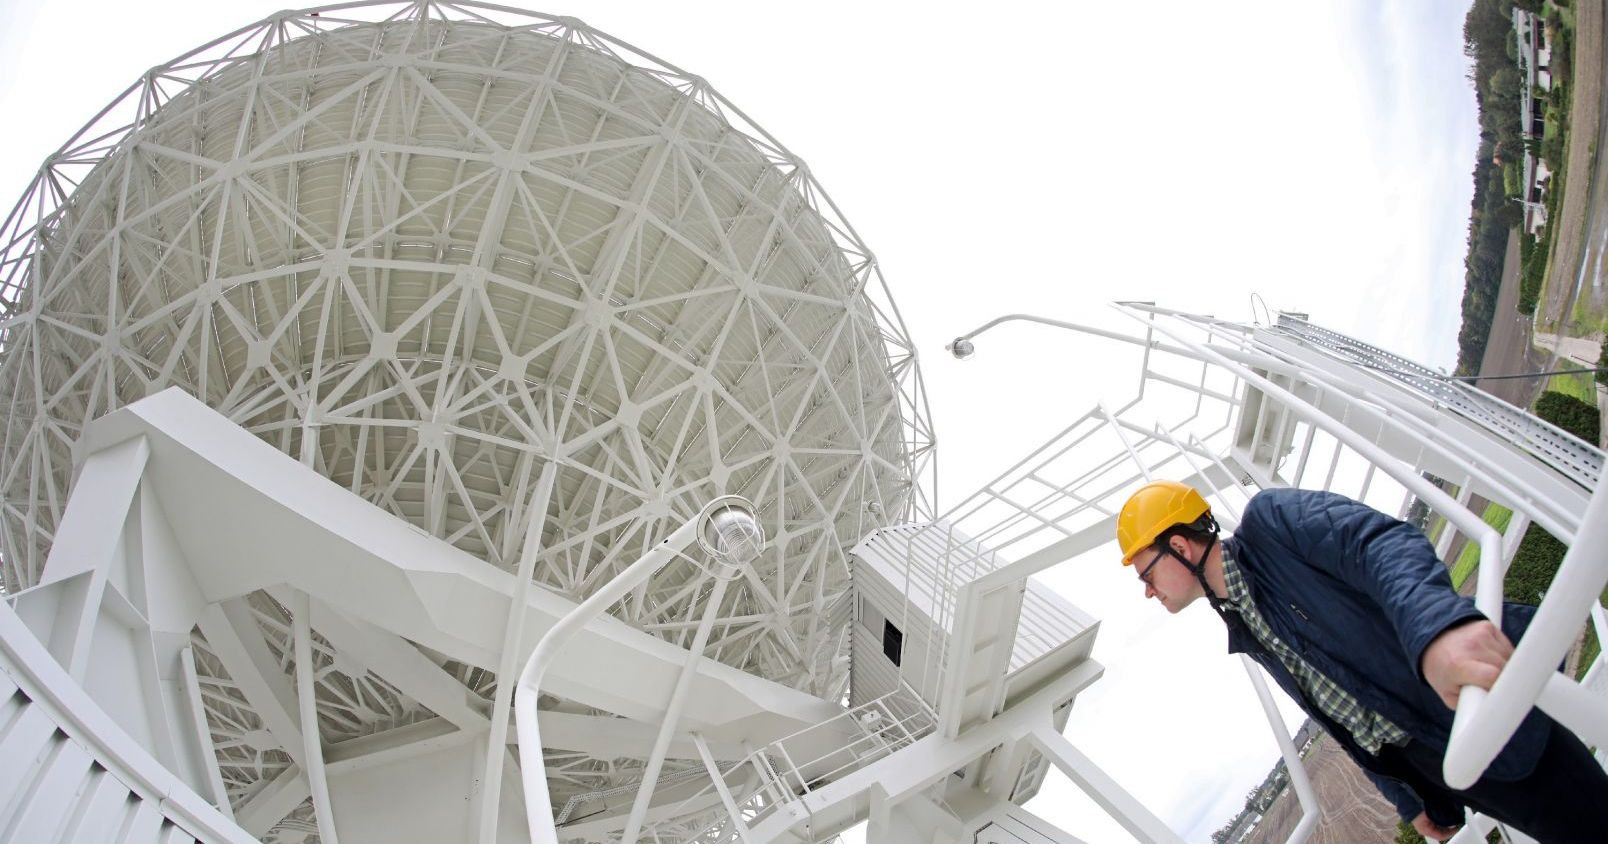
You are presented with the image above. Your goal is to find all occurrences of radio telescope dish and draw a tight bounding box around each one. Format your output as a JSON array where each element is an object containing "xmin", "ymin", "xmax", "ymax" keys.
[{"xmin": 0, "ymin": 1, "xmax": 932, "ymax": 833}]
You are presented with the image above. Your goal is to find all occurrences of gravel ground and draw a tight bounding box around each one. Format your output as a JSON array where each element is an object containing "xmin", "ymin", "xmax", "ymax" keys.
[{"xmin": 1244, "ymin": 735, "xmax": 1398, "ymax": 844}]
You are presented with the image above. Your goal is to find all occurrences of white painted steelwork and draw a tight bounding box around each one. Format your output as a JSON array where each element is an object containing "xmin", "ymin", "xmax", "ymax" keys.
[
  {"xmin": 0, "ymin": 0, "xmax": 932, "ymax": 696},
  {"xmin": 0, "ymin": 1, "xmax": 934, "ymax": 840},
  {"xmin": 0, "ymin": 3, "xmax": 1597, "ymax": 844},
  {"xmin": 1272, "ymin": 314, "xmax": 1602, "ymax": 490},
  {"xmin": 0, "ymin": 599, "xmax": 256, "ymax": 844},
  {"xmin": 516, "ymin": 496, "xmax": 761, "ymax": 844},
  {"xmin": 11, "ymin": 389, "xmax": 861, "ymax": 843},
  {"xmin": 8, "ymin": 293, "xmax": 1596, "ymax": 843}
]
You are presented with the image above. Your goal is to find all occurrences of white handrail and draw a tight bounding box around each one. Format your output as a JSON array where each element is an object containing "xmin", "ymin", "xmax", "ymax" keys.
[
  {"xmin": 1443, "ymin": 481, "xmax": 1608, "ymax": 788},
  {"xmin": 1241, "ymin": 656, "xmax": 1318, "ymax": 844},
  {"xmin": 1103, "ymin": 308, "xmax": 1506, "ymax": 609}
]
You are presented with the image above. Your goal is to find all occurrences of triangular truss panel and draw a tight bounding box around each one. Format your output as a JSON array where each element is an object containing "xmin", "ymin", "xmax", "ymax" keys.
[{"xmin": 0, "ymin": 3, "xmax": 933, "ymax": 704}]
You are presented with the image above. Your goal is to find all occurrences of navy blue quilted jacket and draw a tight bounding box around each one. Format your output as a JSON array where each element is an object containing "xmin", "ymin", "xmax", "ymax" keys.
[{"xmin": 1224, "ymin": 488, "xmax": 1549, "ymax": 823}]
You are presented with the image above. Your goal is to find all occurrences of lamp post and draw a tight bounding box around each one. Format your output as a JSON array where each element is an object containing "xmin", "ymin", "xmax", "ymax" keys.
[{"xmin": 515, "ymin": 496, "xmax": 764, "ymax": 844}]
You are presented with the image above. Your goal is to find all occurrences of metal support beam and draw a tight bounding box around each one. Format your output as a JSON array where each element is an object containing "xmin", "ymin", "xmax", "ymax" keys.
[
  {"xmin": 293, "ymin": 590, "xmax": 341, "ymax": 844},
  {"xmin": 1025, "ymin": 725, "xmax": 1182, "ymax": 844},
  {"xmin": 235, "ymin": 765, "xmax": 310, "ymax": 836},
  {"xmin": 197, "ymin": 600, "xmax": 307, "ymax": 769},
  {"xmin": 536, "ymin": 711, "xmax": 745, "ymax": 761},
  {"xmin": 477, "ymin": 458, "xmax": 558, "ymax": 844},
  {"xmin": 692, "ymin": 732, "xmax": 754, "ymax": 844},
  {"xmin": 180, "ymin": 645, "xmax": 236, "ymax": 819},
  {"xmin": 293, "ymin": 592, "xmax": 491, "ymax": 733},
  {"xmin": 34, "ymin": 435, "xmax": 150, "ymax": 679},
  {"xmin": 621, "ymin": 568, "xmax": 736, "ymax": 842}
]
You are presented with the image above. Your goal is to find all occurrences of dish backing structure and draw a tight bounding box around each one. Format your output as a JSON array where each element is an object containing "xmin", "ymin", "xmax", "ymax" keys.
[{"xmin": 0, "ymin": 4, "xmax": 1604, "ymax": 844}]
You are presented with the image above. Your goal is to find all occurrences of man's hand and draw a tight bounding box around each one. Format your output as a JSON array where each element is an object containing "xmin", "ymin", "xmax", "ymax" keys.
[
  {"xmin": 1421, "ymin": 620, "xmax": 1514, "ymax": 709},
  {"xmin": 1412, "ymin": 811, "xmax": 1460, "ymax": 841}
]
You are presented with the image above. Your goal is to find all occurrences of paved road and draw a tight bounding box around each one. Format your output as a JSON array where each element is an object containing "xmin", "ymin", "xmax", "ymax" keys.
[
  {"xmin": 1477, "ymin": 230, "xmax": 1550, "ymax": 407},
  {"xmin": 1533, "ymin": 330, "xmax": 1603, "ymax": 365}
]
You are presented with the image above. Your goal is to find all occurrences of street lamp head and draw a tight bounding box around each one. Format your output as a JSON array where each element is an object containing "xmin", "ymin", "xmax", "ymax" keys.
[
  {"xmin": 697, "ymin": 496, "xmax": 765, "ymax": 566},
  {"xmin": 946, "ymin": 338, "xmax": 976, "ymax": 360}
]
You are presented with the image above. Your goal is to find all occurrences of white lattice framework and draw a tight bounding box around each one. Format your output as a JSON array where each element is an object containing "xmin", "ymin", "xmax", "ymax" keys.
[{"xmin": 0, "ymin": 1, "xmax": 934, "ymax": 836}]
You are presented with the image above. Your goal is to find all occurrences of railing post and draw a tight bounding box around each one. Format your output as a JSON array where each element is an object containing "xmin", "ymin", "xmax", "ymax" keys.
[{"xmin": 1240, "ymin": 656, "xmax": 1317, "ymax": 844}]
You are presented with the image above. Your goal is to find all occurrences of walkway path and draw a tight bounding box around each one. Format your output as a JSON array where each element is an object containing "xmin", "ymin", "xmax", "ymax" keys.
[
  {"xmin": 1533, "ymin": 331, "xmax": 1608, "ymax": 448},
  {"xmin": 1533, "ymin": 330, "xmax": 1603, "ymax": 365}
]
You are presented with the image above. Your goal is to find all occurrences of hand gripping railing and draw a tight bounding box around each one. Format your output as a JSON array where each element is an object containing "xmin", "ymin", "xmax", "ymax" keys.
[
  {"xmin": 1442, "ymin": 481, "xmax": 1608, "ymax": 788},
  {"xmin": 514, "ymin": 496, "xmax": 763, "ymax": 844}
]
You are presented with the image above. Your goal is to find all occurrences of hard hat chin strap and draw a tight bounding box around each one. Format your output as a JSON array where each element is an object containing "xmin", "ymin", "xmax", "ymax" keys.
[{"xmin": 1159, "ymin": 515, "xmax": 1221, "ymax": 612}]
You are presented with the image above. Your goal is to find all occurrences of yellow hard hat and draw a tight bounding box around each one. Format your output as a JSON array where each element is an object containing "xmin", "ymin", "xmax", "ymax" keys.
[{"xmin": 1116, "ymin": 480, "xmax": 1210, "ymax": 564}]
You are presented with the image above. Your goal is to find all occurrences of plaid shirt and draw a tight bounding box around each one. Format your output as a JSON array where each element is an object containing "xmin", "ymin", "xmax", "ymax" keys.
[{"xmin": 1221, "ymin": 546, "xmax": 1409, "ymax": 754}]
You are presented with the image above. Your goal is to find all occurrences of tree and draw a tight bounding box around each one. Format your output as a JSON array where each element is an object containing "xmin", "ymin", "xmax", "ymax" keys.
[
  {"xmin": 1534, "ymin": 390, "xmax": 1601, "ymax": 444},
  {"xmin": 1464, "ymin": 0, "xmax": 1516, "ymax": 64},
  {"xmin": 1505, "ymin": 523, "xmax": 1567, "ymax": 604}
]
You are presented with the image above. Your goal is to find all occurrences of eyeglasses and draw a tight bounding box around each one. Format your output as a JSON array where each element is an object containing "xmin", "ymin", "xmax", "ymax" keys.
[{"xmin": 1136, "ymin": 547, "xmax": 1166, "ymax": 585}]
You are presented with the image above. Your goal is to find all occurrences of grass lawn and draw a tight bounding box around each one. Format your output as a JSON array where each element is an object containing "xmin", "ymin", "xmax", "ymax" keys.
[
  {"xmin": 1545, "ymin": 370, "xmax": 1597, "ymax": 402},
  {"xmin": 1450, "ymin": 503, "xmax": 1514, "ymax": 589},
  {"xmin": 1424, "ymin": 513, "xmax": 1447, "ymax": 546}
]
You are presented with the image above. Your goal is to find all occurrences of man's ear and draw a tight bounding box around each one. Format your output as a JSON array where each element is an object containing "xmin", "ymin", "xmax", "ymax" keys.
[{"xmin": 1168, "ymin": 534, "xmax": 1192, "ymax": 556}]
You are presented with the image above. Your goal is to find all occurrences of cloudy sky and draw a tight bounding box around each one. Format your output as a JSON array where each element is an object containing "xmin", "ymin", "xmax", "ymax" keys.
[{"xmin": 0, "ymin": 0, "xmax": 1479, "ymax": 840}]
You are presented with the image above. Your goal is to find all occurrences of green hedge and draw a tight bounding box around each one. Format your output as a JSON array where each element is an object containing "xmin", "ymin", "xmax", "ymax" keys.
[
  {"xmin": 1597, "ymin": 341, "xmax": 1607, "ymax": 386},
  {"xmin": 1533, "ymin": 390, "xmax": 1600, "ymax": 444},
  {"xmin": 1518, "ymin": 232, "xmax": 1546, "ymax": 315},
  {"xmin": 1505, "ymin": 523, "xmax": 1568, "ymax": 604}
]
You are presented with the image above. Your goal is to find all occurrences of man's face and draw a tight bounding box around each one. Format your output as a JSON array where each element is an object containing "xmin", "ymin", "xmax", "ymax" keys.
[{"xmin": 1136, "ymin": 537, "xmax": 1201, "ymax": 613}]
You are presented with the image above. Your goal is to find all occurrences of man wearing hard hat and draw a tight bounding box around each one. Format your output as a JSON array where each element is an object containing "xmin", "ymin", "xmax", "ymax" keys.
[{"xmin": 1116, "ymin": 480, "xmax": 1607, "ymax": 842}]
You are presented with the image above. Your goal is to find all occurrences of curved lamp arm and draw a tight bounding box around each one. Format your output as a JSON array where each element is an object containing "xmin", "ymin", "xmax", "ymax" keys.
[
  {"xmin": 944, "ymin": 313, "xmax": 1156, "ymax": 360},
  {"xmin": 515, "ymin": 497, "xmax": 760, "ymax": 844}
]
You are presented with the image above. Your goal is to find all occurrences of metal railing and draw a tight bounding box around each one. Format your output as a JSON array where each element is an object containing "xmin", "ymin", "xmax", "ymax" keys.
[
  {"xmin": 1123, "ymin": 305, "xmax": 1608, "ymax": 816},
  {"xmin": 635, "ymin": 690, "xmax": 939, "ymax": 841},
  {"xmin": 941, "ymin": 303, "xmax": 1607, "ymax": 842},
  {"xmin": 1273, "ymin": 314, "xmax": 1603, "ymax": 490}
]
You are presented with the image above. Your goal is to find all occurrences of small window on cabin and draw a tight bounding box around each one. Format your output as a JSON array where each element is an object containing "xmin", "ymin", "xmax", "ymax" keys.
[{"xmin": 882, "ymin": 620, "xmax": 904, "ymax": 667}]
